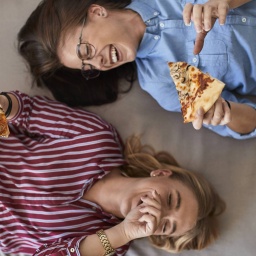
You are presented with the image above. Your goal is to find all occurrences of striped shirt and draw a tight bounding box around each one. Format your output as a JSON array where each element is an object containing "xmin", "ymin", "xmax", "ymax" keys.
[{"xmin": 0, "ymin": 91, "xmax": 129, "ymax": 256}]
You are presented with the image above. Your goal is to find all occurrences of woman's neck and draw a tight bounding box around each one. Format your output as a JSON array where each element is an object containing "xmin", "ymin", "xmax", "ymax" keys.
[
  {"xmin": 129, "ymin": 9, "xmax": 146, "ymax": 44},
  {"xmin": 83, "ymin": 168, "xmax": 135, "ymax": 218},
  {"xmin": 119, "ymin": 8, "xmax": 145, "ymax": 44}
]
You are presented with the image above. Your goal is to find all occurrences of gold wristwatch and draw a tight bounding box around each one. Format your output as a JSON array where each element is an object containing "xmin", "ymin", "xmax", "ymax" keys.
[{"xmin": 96, "ymin": 229, "xmax": 115, "ymax": 256}]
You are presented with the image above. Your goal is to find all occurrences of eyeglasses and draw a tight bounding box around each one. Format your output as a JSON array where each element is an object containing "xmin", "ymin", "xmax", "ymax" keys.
[{"xmin": 76, "ymin": 18, "xmax": 100, "ymax": 80}]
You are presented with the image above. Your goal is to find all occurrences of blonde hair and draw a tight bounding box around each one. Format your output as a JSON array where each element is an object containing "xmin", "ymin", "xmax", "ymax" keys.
[{"xmin": 121, "ymin": 136, "xmax": 225, "ymax": 253}]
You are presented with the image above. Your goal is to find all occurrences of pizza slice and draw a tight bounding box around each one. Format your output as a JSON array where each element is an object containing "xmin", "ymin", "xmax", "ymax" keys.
[
  {"xmin": 0, "ymin": 107, "xmax": 10, "ymax": 137},
  {"xmin": 168, "ymin": 61, "xmax": 225, "ymax": 123}
]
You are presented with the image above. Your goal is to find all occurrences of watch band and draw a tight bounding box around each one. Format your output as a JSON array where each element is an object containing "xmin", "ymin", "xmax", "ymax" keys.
[{"xmin": 96, "ymin": 229, "xmax": 115, "ymax": 256}]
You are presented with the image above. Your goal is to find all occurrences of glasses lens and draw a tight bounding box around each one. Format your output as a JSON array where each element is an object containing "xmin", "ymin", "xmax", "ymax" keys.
[
  {"xmin": 81, "ymin": 64, "xmax": 100, "ymax": 80},
  {"xmin": 77, "ymin": 43, "xmax": 96, "ymax": 60}
]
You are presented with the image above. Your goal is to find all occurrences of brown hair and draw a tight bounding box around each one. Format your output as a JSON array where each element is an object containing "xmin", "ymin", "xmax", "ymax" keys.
[
  {"xmin": 17, "ymin": 0, "xmax": 134, "ymax": 107},
  {"xmin": 41, "ymin": 63, "xmax": 136, "ymax": 107},
  {"xmin": 122, "ymin": 136, "xmax": 225, "ymax": 253}
]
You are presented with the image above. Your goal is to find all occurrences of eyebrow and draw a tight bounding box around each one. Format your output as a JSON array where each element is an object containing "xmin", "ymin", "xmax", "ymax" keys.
[{"xmin": 170, "ymin": 190, "xmax": 181, "ymax": 235}]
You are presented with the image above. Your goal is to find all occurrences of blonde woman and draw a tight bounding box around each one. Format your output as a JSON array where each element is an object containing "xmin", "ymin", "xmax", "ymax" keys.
[{"xmin": 0, "ymin": 91, "xmax": 225, "ymax": 256}]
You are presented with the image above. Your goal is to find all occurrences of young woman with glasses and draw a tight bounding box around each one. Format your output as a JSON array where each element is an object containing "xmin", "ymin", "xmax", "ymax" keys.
[
  {"xmin": 18, "ymin": 0, "xmax": 256, "ymax": 139},
  {"xmin": 0, "ymin": 91, "xmax": 224, "ymax": 256}
]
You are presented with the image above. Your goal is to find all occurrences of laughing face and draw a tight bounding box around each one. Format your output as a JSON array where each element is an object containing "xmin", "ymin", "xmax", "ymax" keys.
[
  {"xmin": 58, "ymin": 4, "xmax": 145, "ymax": 73},
  {"xmin": 119, "ymin": 169, "xmax": 199, "ymax": 237}
]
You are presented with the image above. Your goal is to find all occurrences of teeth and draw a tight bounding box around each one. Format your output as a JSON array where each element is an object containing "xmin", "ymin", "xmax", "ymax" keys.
[{"xmin": 111, "ymin": 45, "xmax": 117, "ymax": 63}]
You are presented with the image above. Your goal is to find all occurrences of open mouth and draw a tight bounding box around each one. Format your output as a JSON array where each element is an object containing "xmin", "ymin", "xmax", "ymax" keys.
[
  {"xmin": 110, "ymin": 44, "xmax": 119, "ymax": 63},
  {"xmin": 137, "ymin": 199, "xmax": 143, "ymax": 206}
]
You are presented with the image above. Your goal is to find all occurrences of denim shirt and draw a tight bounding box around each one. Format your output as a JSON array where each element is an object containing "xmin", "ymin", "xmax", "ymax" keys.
[{"xmin": 127, "ymin": 0, "xmax": 256, "ymax": 139}]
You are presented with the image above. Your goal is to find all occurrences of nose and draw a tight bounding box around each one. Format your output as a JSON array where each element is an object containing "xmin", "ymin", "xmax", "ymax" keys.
[
  {"xmin": 153, "ymin": 208, "xmax": 176, "ymax": 236},
  {"xmin": 161, "ymin": 206, "xmax": 180, "ymax": 227},
  {"xmin": 86, "ymin": 55, "xmax": 104, "ymax": 70},
  {"xmin": 162, "ymin": 208, "xmax": 175, "ymax": 220}
]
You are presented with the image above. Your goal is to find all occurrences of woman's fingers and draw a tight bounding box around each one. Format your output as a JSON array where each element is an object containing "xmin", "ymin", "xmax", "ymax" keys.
[
  {"xmin": 192, "ymin": 107, "xmax": 204, "ymax": 130},
  {"xmin": 192, "ymin": 4, "xmax": 204, "ymax": 33},
  {"xmin": 140, "ymin": 190, "xmax": 161, "ymax": 209},
  {"xmin": 183, "ymin": 1, "xmax": 229, "ymax": 54},
  {"xmin": 209, "ymin": 97, "xmax": 223, "ymax": 125},
  {"xmin": 139, "ymin": 204, "xmax": 160, "ymax": 219},
  {"xmin": 138, "ymin": 213, "xmax": 158, "ymax": 233},
  {"xmin": 184, "ymin": 2, "xmax": 229, "ymax": 29},
  {"xmin": 192, "ymin": 97, "xmax": 232, "ymax": 129},
  {"xmin": 183, "ymin": 3, "xmax": 193, "ymax": 26},
  {"xmin": 203, "ymin": 5, "xmax": 215, "ymax": 31},
  {"xmin": 137, "ymin": 190, "xmax": 163, "ymax": 233},
  {"xmin": 216, "ymin": 1, "xmax": 230, "ymax": 25},
  {"xmin": 219, "ymin": 99, "xmax": 232, "ymax": 125}
]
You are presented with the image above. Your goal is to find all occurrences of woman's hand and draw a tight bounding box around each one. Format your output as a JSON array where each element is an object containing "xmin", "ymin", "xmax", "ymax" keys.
[
  {"xmin": 192, "ymin": 96, "xmax": 231, "ymax": 130},
  {"xmin": 183, "ymin": 0, "xmax": 230, "ymax": 54},
  {"xmin": 122, "ymin": 190, "xmax": 162, "ymax": 241}
]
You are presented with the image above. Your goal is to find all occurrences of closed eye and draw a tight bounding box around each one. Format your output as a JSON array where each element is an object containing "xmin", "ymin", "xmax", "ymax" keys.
[
  {"xmin": 162, "ymin": 194, "xmax": 172, "ymax": 234},
  {"xmin": 168, "ymin": 193, "xmax": 172, "ymax": 207},
  {"xmin": 162, "ymin": 221, "xmax": 167, "ymax": 233}
]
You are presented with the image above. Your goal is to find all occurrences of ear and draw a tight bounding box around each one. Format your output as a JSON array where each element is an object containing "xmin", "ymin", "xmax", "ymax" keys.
[
  {"xmin": 88, "ymin": 4, "xmax": 108, "ymax": 19},
  {"xmin": 150, "ymin": 169, "xmax": 173, "ymax": 177}
]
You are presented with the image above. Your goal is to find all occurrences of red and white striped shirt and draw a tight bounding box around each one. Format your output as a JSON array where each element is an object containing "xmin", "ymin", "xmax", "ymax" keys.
[{"xmin": 0, "ymin": 91, "xmax": 129, "ymax": 256}]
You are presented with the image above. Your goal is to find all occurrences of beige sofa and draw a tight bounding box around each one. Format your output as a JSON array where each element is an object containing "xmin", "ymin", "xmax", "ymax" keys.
[{"xmin": 1, "ymin": 1, "xmax": 256, "ymax": 256}]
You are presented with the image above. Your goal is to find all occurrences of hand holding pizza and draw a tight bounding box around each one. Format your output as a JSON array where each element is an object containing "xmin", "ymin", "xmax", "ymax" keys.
[
  {"xmin": 168, "ymin": 62, "xmax": 226, "ymax": 124},
  {"xmin": 183, "ymin": 0, "xmax": 230, "ymax": 54},
  {"xmin": 169, "ymin": 62, "xmax": 255, "ymax": 134},
  {"xmin": 192, "ymin": 96, "xmax": 232, "ymax": 130}
]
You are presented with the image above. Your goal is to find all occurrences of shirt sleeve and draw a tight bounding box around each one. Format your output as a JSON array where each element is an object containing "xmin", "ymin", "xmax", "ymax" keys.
[
  {"xmin": 9, "ymin": 91, "xmax": 119, "ymax": 139},
  {"xmin": 34, "ymin": 236, "xmax": 86, "ymax": 256},
  {"xmin": 34, "ymin": 236, "xmax": 129, "ymax": 256},
  {"xmin": 203, "ymin": 123, "xmax": 256, "ymax": 140}
]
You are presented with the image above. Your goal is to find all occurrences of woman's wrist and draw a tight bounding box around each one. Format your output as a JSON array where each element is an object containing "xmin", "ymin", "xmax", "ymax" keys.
[
  {"xmin": 104, "ymin": 222, "xmax": 132, "ymax": 248},
  {"xmin": 227, "ymin": 102, "xmax": 256, "ymax": 134},
  {"xmin": 79, "ymin": 223, "xmax": 131, "ymax": 256}
]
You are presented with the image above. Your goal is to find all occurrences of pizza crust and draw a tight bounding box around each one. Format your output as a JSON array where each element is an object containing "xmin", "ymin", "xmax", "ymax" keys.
[
  {"xmin": 185, "ymin": 79, "xmax": 225, "ymax": 122},
  {"xmin": 168, "ymin": 62, "xmax": 225, "ymax": 123},
  {"xmin": 0, "ymin": 107, "xmax": 10, "ymax": 137}
]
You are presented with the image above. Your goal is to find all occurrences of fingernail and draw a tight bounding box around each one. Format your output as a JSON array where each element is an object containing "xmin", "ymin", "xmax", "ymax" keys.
[
  {"xmin": 185, "ymin": 22, "xmax": 191, "ymax": 26},
  {"xmin": 204, "ymin": 25, "xmax": 210, "ymax": 31}
]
